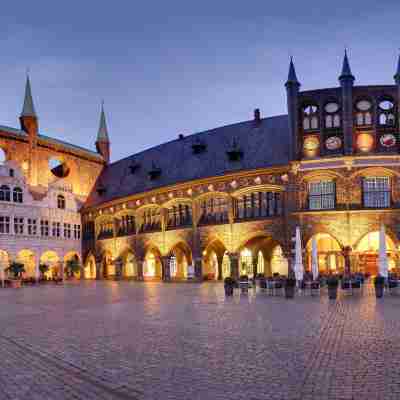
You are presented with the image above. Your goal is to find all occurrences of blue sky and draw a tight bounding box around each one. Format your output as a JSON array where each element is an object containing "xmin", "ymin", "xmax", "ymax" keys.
[{"xmin": 0, "ymin": 0, "xmax": 399, "ymax": 161}]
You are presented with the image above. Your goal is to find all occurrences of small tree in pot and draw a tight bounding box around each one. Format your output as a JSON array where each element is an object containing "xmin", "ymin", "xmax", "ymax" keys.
[
  {"xmin": 374, "ymin": 275, "xmax": 385, "ymax": 298},
  {"xmin": 65, "ymin": 258, "xmax": 81, "ymax": 279},
  {"xmin": 6, "ymin": 261, "xmax": 25, "ymax": 288},
  {"xmin": 39, "ymin": 263, "xmax": 49, "ymax": 281},
  {"xmin": 284, "ymin": 278, "xmax": 296, "ymax": 299},
  {"xmin": 224, "ymin": 277, "xmax": 235, "ymax": 296},
  {"xmin": 327, "ymin": 276, "xmax": 339, "ymax": 300}
]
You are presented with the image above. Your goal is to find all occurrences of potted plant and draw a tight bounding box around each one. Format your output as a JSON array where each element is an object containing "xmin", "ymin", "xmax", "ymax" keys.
[
  {"xmin": 327, "ymin": 276, "xmax": 339, "ymax": 299},
  {"xmin": 284, "ymin": 278, "xmax": 296, "ymax": 299},
  {"xmin": 39, "ymin": 263, "xmax": 49, "ymax": 281},
  {"xmin": 6, "ymin": 261, "xmax": 25, "ymax": 288},
  {"xmin": 224, "ymin": 277, "xmax": 235, "ymax": 296},
  {"xmin": 65, "ymin": 258, "xmax": 81, "ymax": 279},
  {"xmin": 374, "ymin": 275, "xmax": 385, "ymax": 298}
]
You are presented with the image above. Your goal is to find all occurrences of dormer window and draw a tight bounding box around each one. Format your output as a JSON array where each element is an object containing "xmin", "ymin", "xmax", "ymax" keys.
[
  {"xmin": 324, "ymin": 102, "xmax": 341, "ymax": 128},
  {"xmin": 302, "ymin": 104, "xmax": 319, "ymax": 131},
  {"xmin": 0, "ymin": 185, "xmax": 10, "ymax": 202},
  {"xmin": 13, "ymin": 187, "xmax": 23, "ymax": 203},
  {"xmin": 148, "ymin": 162, "xmax": 161, "ymax": 180},
  {"xmin": 57, "ymin": 194, "xmax": 66, "ymax": 209},
  {"xmin": 227, "ymin": 138, "xmax": 243, "ymax": 161},
  {"xmin": 192, "ymin": 138, "xmax": 207, "ymax": 154},
  {"xmin": 355, "ymin": 100, "xmax": 372, "ymax": 126},
  {"xmin": 378, "ymin": 99, "xmax": 395, "ymax": 126},
  {"xmin": 129, "ymin": 161, "xmax": 140, "ymax": 174}
]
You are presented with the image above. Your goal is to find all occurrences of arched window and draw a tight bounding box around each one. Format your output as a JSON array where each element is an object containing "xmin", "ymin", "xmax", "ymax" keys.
[
  {"xmin": 235, "ymin": 191, "xmax": 283, "ymax": 220},
  {"xmin": 198, "ymin": 197, "xmax": 229, "ymax": 226},
  {"xmin": 302, "ymin": 104, "xmax": 319, "ymax": 131},
  {"xmin": 355, "ymin": 100, "xmax": 373, "ymax": 126},
  {"xmin": 167, "ymin": 204, "xmax": 192, "ymax": 229},
  {"xmin": 117, "ymin": 215, "xmax": 135, "ymax": 236},
  {"xmin": 57, "ymin": 195, "xmax": 65, "ymax": 209},
  {"xmin": 324, "ymin": 102, "xmax": 341, "ymax": 128},
  {"xmin": 362, "ymin": 177, "xmax": 390, "ymax": 208},
  {"xmin": 97, "ymin": 221, "xmax": 114, "ymax": 239},
  {"xmin": 139, "ymin": 208, "xmax": 161, "ymax": 233},
  {"xmin": 378, "ymin": 99, "xmax": 395, "ymax": 127},
  {"xmin": 0, "ymin": 185, "xmax": 10, "ymax": 202},
  {"xmin": 12, "ymin": 187, "xmax": 23, "ymax": 203}
]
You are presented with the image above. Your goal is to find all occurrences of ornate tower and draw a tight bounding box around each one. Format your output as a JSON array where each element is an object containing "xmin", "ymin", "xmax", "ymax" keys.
[
  {"xmin": 339, "ymin": 50, "xmax": 355, "ymax": 155},
  {"xmin": 95, "ymin": 103, "xmax": 110, "ymax": 164},
  {"xmin": 20, "ymin": 75, "xmax": 39, "ymax": 185},
  {"xmin": 285, "ymin": 57, "xmax": 301, "ymax": 160},
  {"xmin": 394, "ymin": 53, "xmax": 400, "ymax": 132}
]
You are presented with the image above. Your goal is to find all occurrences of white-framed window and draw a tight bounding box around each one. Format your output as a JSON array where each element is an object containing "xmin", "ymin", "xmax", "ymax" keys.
[
  {"xmin": 52, "ymin": 222, "xmax": 61, "ymax": 237},
  {"xmin": 303, "ymin": 104, "xmax": 319, "ymax": 131},
  {"xmin": 309, "ymin": 181, "xmax": 335, "ymax": 210},
  {"xmin": 363, "ymin": 177, "xmax": 390, "ymax": 208},
  {"xmin": 13, "ymin": 187, "xmax": 23, "ymax": 203},
  {"xmin": 73, "ymin": 224, "xmax": 81, "ymax": 240},
  {"xmin": 28, "ymin": 219, "xmax": 37, "ymax": 235},
  {"xmin": 64, "ymin": 223, "xmax": 71, "ymax": 239},
  {"xmin": 14, "ymin": 217, "xmax": 24, "ymax": 235},
  {"xmin": 0, "ymin": 216, "xmax": 10, "ymax": 234},
  {"xmin": 40, "ymin": 220, "xmax": 49, "ymax": 237}
]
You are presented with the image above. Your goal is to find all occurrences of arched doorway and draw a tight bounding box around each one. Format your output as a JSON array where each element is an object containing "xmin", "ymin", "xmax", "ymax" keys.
[
  {"xmin": 40, "ymin": 251, "xmax": 60, "ymax": 279},
  {"xmin": 102, "ymin": 251, "xmax": 114, "ymax": 278},
  {"xmin": 355, "ymin": 231, "xmax": 397, "ymax": 276},
  {"xmin": 16, "ymin": 250, "xmax": 36, "ymax": 278},
  {"xmin": 124, "ymin": 252, "xmax": 137, "ymax": 279},
  {"xmin": 305, "ymin": 233, "xmax": 343, "ymax": 274},
  {"xmin": 143, "ymin": 249, "xmax": 162, "ymax": 280},
  {"xmin": 270, "ymin": 245, "xmax": 289, "ymax": 276},
  {"xmin": 84, "ymin": 254, "xmax": 96, "ymax": 279},
  {"xmin": 169, "ymin": 243, "xmax": 192, "ymax": 280},
  {"xmin": 202, "ymin": 239, "xmax": 227, "ymax": 280},
  {"xmin": 64, "ymin": 252, "xmax": 81, "ymax": 278}
]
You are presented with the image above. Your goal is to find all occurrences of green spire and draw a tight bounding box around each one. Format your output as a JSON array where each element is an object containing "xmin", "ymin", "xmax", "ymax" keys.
[
  {"xmin": 21, "ymin": 74, "xmax": 37, "ymax": 117},
  {"xmin": 97, "ymin": 101, "xmax": 109, "ymax": 142}
]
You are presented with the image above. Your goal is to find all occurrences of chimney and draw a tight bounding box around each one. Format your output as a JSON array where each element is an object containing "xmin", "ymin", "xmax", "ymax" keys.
[{"xmin": 254, "ymin": 108, "xmax": 261, "ymax": 123}]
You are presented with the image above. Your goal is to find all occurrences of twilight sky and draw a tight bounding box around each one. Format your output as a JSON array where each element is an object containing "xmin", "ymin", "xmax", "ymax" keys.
[{"xmin": 0, "ymin": 0, "xmax": 399, "ymax": 162}]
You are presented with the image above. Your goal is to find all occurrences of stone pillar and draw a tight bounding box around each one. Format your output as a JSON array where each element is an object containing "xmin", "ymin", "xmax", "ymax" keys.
[
  {"xmin": 217, "ymin": 256, "xmax": 223, "ymax": 280},
  {"xmin": 342, "ymin": 246, "xmax": 352, "ymax": 277},
  {"xmin": 95, "ymin": 255, "xmax": 102, "ymax": 280},
  {"xmin": 161, "ymin": 255, "xmax": 171, "ymax": 281},
  {"xmin": 136, "ymin": 259, "xmax": 144, "ymax": 280},
  {"xmin": 194, "ymin": 257, "xmax": 203, "ymax": 280},
  {"xmin": 229, "ymin": 252, "xmax": 239, "ymax": 280},
  {"xmin": 282, "ymin": 246, "xmax": 294, "ymax": 279}
]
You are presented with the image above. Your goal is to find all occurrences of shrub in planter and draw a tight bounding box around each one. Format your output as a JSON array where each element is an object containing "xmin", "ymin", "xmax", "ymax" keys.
[
  {"xmin": 6, "ymin": 261, "xmax": 25, "ymax": 288},
  {"xmin": 284, "ymin": 278, "xmax": 296, "ymax": 299},
  {"xmin": 39, "ymin": 263, "xmax": 49, "ymax": 280},
  {"xmin": 327, "ymin": 276, "xmax": 339, "ymax": 300},
  {"xmin": 374, "ymin": 275, "xmax": 385, "ymax": 299},
  {"xmin": 65, "ymin": 258, "xmax": 81, "ymax": 279},
  {"xmin": 224, "ymin": 277, "xmax": 235, "ymax": 296}
]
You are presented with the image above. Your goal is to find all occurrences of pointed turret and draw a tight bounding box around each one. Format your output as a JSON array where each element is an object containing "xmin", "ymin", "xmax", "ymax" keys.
[
  {"xmin": 19, "ymin": 74, "xmax": 38, "ymax": 136},
  {"xmin": 285, "ymin": 57, "xmax": 300, "ymax": 87},
  {"xmin": 95, "ymin": 102, "xmax": 110, "ymax": 163},
  {"xmin": 339, "ymin": 49, "xmax": 355, "ymax": 82},
  {"xmin": 394, "ymin": 52, "xmax": 400, "ymax": 84},
  {"xmin": 285, "ymin": 57, "xmax": 301, "ymax": 160}
]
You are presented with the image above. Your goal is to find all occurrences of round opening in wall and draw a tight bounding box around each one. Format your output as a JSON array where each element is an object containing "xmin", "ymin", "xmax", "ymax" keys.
[{"xmin": 49, "ymin": 158, "xmax": 70, "ymax": 178}]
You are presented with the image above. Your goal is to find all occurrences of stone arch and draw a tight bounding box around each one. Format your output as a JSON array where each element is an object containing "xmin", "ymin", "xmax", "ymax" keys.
[
  {"xmin": 16, "ymin": 249, "xmax": 36, "ymax": 278},
  {"xmin": 100, "ymin": 250, "xmax": 114, "ymax": 279},
  {"xmin": 143, "ymin": 245, "xmax": 162, "ymax": 280},
  {"xmin": 64, "ymin": 252, "xmax": 81, "ymax": 278},
  {"xmin": 84, "ymin": 253, "xmax": 96, "ymax": 279},
  {"xmin": 350, "ymin": 166, "xmax": 400, "ymax": 180},
  {"xmin": 305, "ymin": 233, "xmax": 344, "ymax": 275},
  {"xmin": 202, "ymin": 238, "xmax": 228, "ymax": 280},
  {"xmin": 167, "ymin": 241, "xmax": 193, "ymax": 280},
  {"xmin": 119, "ymin": 248, "xmax": 137, "ymax": 279},
  {"xmin": 40, "ymin": 251, "xmax": 60, "ymax": 279}
]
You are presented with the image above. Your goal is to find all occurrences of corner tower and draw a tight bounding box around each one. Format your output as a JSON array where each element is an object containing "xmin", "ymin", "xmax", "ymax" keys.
[
  {"xmin": 95, "ymin": 102, "xmax": 110, "ymax": 164},
  {"xmin": 339, "ymin": 50, "xmax": 355, "ymax": 155},
  {"xmin": 285, "ymin": 57, "xmax": 301, "ymax": 160}
]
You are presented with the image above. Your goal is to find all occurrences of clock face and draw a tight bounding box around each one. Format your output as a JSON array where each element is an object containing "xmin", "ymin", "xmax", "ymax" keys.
[
  {"xmin": 325, "ymin": 136, "xmax": 342, "ymax": 150},
  {"xmin": 380, "ymin": 134, "xmax": 396, "ymax": 147},
  {"xmin": 324, "ymin": 102, "xmax": 339, "ymax": 113}
]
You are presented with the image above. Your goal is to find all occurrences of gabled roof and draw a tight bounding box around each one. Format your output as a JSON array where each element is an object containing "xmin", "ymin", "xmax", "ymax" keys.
[{"xmin": 85, "ymin": 114, "xmax": 290, "ymax": 208}]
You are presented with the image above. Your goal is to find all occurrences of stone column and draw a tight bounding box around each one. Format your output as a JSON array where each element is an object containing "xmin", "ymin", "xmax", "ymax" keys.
[
  {"xmin": 194, "ymin": 257, "xmax": 203, "ymax": 280},
  {"xmin": 342, "ymin": 246, "xmax": 352, "ymax": 277},
  {"xmin": 217, "ymin": 256, "xmax": 223, "ymax": 280},
  {"xmin": 95, "ymin": 255, "xmax": 102, "ymax": 280},
  {"xmin": 136, "ymin": 259, "xmax": 144, "ymax": 281},
  {"xmin": 161, "ymin": 255, "xmax": 171, "ymax": 281},
  {"xmin": 229, "ymin": 252, "xmax": 239, "ymax": 280},
  {"xmin": 252, "ymin": 252, "xmax": 259, "ymax": 278}
]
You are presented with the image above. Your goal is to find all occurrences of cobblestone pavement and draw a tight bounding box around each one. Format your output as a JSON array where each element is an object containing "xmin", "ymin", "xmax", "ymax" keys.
[{"xmin": 0, "ymin": 282, "xmax": 400, "ymax": 400}]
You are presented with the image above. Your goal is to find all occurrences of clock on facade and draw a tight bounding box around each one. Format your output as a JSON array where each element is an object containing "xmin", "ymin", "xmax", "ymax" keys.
[
  {"xmin": 380, "ymin": 134, "xmax": 396, "ymax": 147},
  {"xmin": 325, "ymin": 136, "xmax": 342, "ymax": 151}
]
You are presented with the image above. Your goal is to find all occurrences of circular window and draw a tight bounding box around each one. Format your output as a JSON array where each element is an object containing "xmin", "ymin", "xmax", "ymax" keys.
[
  {"xmin": 49, "ymin": 158, "xmax": 70, "ymax": 178},
  {"xmin": 379, "ymin": 100, "xmax": 394, "ymax": 110},
  {"xmin": 324, "ymin": 102, "xmax": 339, "ymax": 113},
  {"xmin": 356, "ymin": 100, "xmax": 372, "ymax": 111}
]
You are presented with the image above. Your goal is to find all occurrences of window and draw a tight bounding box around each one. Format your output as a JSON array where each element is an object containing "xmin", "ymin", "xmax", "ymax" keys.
[
  {"xmin": 0, "ymin": 185, "xmax": 10, "ymax": 202},
  {"xmin": 378, "ymin": 99, "xmax": 395, "ymax": 127},
  {"xmin": 57, "ymin": 195, "xmax": 66, "ymax": 209},
  {"xmin": 302, "ymin": 104, "xmax": 319, "ymax": 131},
  {"xmin": 308, "ymin": 181, "xmax": 335, "ymax": 210},
  {"xmin": 324, "ymin": 102, "xmax": 341, "ymax": 128},
  {"xmin": 13, "ymin": 187, "xmax": 23, "ymax": 203},
  {"xmin": 14, "ymin": 217, "xmax": 24, "ymax": 235},
  {"xmin": 28, "ymin": 219, "xmax": 37, "ymax": 235},
  {"xmin": 9, "ymin": 169, "xmax": 14, "ymax": 177},
  {"xmin": 40, "ymin": 220, "xmax": 49, "ymax": 237},
  {"xmin": 167, "ymin": 204, "xmax": 192, "ymax": 229},
  {"xmin": 355, "ymin": 100, "xmax": 373, "ymax": 126},
  {"xmin": 73, "ymin": 224, "xmax": 81, "ymax": 240},
  {"xmin": 117, "ymin": 215, "xmax": 135, "ymax": 236},
  {"xmin": 139, "ymin": 209, "xmax": 161, "ymax": 233},
  {"xmin": 235, "ymin": 192, "xmax": 283, "ymax": 220},
  {"xmin": 198, "ymin": 197, "xmax": 229, "ymax": 225},
  {"xmin": 363, "ymin": 177, "xmax": 390, "ymax": 208},
  {"xmin": 97, "ymin": 221, "xmax": 114, "ymax": 239},
  {"xmin": 52, "ymin": 222, "xmax": 61, "ymax": 237},
  {"xmin": 63, "ymin": 223, "xmax": 71, "ymax": 239},
  {"xmin": 0, "ymin": 216, "xmax": 10, "ymax": 234}
]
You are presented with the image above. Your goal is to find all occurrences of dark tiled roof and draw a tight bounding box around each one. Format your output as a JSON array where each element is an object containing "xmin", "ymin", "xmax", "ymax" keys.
[{"xmin": 85, "ymin": 115, "xmax": 290, "ymax": 207}]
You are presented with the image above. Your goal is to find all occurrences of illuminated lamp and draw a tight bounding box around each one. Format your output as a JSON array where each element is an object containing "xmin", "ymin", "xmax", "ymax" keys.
[
  {"xmin": 21, "ymin": 161, "xmax": 29, "ymax": 171},
  {"xmin": 357, "ymin": 133, "xmax": 374, "ymax": 152},
  {"xmin": 303, "ymin": 136, "xmax": 319, "ymax": 157}
]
